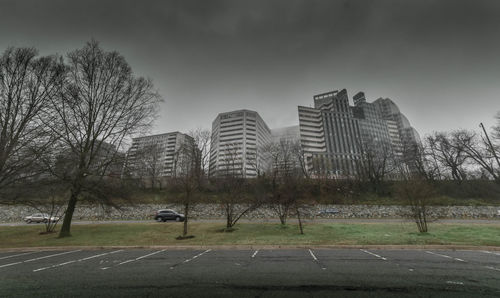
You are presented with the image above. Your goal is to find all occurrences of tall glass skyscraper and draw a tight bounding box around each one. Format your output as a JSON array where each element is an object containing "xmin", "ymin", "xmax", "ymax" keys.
[
  {"xmin": 298, "ymin": 89, "xmax": 363, "ymax": 177},
  {"xmin": 298, "ymin": 89, "xmax": 420, "ymax": 177}
]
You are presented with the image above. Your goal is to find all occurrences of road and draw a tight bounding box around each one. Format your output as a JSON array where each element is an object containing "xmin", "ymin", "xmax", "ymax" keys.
[
  {"xmin": 1, "ymin": 248, "xmax": 499, "ymax": 297},
  {"xmin": 2, "ymin": 218, "xmax": 499, "ymax": 226}
]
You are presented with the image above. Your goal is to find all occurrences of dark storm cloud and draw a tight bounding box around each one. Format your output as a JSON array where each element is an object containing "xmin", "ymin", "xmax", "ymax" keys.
[{"xmin": 1, "ymin": 0, "xmax": 499, "ymax": 135}]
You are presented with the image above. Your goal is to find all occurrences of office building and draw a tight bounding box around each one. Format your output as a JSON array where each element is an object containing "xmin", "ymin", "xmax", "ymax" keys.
[
  {"xmin": 298, "ymin": 89, "xmax": 363, "ymax": 177},
  {"xmin": 373, "ymin": 97, "xmax": 421, "ymax": 153},
  {"xmin": 352, "ymin": 92, "xmax": 394, "ymax": 153},
  {"xmin": 126, "ymin": 131, "xmax": 194, "ymax": 182},
  {"xmin": 298, "ymin": 89, "xmax": 420, "ymax": 177},
  {"xmin": 209, "ymin": 109, "xmax": 271, "ymax": 178}
]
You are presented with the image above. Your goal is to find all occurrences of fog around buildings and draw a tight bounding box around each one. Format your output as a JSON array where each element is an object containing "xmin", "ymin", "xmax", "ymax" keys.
[{"xmin": 1, "ymin": 0, "xmax": 499, "ymax": 137}]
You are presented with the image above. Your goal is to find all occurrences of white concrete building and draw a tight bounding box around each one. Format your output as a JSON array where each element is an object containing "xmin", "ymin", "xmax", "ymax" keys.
[
  {"xmin": 209, "ymin": 109, "xmax": 271, "ymax": 178},
  {"xmin": 126, "ymin": 131, "xmax": 194, "ymax": 181}
]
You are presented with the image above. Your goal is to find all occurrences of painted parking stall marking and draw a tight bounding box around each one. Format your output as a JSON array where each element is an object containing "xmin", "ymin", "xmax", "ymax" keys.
[
  {"xmin": 0, "ymin": 250, "xmax": 81, "ymax": 269},
  {"xmin": 34, "ymin": 250, "xmax": 123, "ymax": 272},
  {"xmin": 422, "ymin": 250, "xmax": 500, "ymax": 276},
  {"xmin": 308, "ymin": 249, "xmax": 318, "ymax": 261},
  {"xmin": 446, "ymin": 280, "xmax": 464, "ymax": 285},
  {"xmin": 170, "ymin": 249, "xmax": 211, "ymax": 269},
  {"xmin": 360, "ymin": 249, "xmax": 387, "ymax": 261},
  {"xmin": 101, "ymin": 249, "xmax": 167, "ymax": 270},
  {"xmin": 481, "ymin": 251, "xmax": 500, "ymax": 257},
  {"xmin": 485, "ymin": 266, "xmax": 500, "ymax": 272},
  {"xmin": 182, "ymin": 249, "xmax": 211, "ymax": 264},
  {"xmin": 251, "ymin": 250, "xmax": 259, "ymax": 258},
  {"xmin": 308, "ymin": 249, "xmax": 327, "ymax": 270},
  {"xmin": 426, "ymin": 251, "xmax": 466, "ymax": 262},
  {"xmin": 0, "ymin": 251, "xmax": 40, "ymax": 260}
]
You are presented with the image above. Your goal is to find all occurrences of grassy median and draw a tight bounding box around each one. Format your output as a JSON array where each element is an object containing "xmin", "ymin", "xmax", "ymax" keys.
[{"xmin": 0, "ymin": 222, "xmax": 499, "ymax": 248}]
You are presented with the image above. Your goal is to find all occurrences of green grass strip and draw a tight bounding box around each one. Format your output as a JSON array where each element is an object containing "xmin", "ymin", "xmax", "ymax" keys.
[{"xmin": 0, "ymin": 222, "xmax": 499, "ymax": 248}]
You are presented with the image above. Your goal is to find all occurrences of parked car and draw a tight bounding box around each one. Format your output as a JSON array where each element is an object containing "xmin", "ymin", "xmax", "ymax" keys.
[
  {"xmin": 154, "ymin": 209, "xmax": 185, "ymax": 222},
  {"xmin": 24, "ymin": 213, "xmax": 60, "ymax": 224},
  {"xmin": 317, "ymin": 208, "xmax": 340, "ymax": 215}
]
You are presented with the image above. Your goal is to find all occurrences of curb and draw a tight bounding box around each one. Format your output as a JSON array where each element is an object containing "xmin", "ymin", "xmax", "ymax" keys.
[{"xmin": 1, "ymin": 244, "xmax": 499, "ymax": 252}]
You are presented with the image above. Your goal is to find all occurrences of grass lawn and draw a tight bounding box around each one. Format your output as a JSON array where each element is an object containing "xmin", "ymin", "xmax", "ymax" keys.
[{"xmin": 0, "ymin": 222, "xmax": 499, "ymax": 248}]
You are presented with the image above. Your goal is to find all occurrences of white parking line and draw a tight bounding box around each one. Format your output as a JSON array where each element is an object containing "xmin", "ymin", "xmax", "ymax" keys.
[
  {"xmin": 183, "ymin": 249, "xmax": 211, "ymax": 263},
  {"xmin": 169, "ymin": 249, "xmax": 211, "ymax": 269},
  {"xmin": 34, "ymin": 250, "xmax": 123, "ymax": 272},
  {"xmin": 425, "ymin": 251, "xmax": 465, "ymax": 262},
  {"xmin": 485, "ymin": 266, "xmax": 500, "ymax": 272},
  {"xmin": 446, "ymin": 280, "xmax": 464, "ymax": 285},
  {"xmin": 0, "ymin": 251, "xmax": 40, "ymax": 260},
  {"xmin": 308, "ymin": 249, "xmax": 318, "ymax": 261},
  {"xmin": 251, "ymin": 250, "xmax": 259, "ymax": 258},
  {"xmin": 360, "ymin": 249, "xmax": 387, "ymax": 261},
  {"xmin": 308, "ymin": 249, "xmax": 326, "ymax": 270},
  {"xmin": 101, "ymin": 249, "xmax": 166, "ymax": 270},
  {"xmin": 0, "ymin": 250, "xmax": 81, "ymax": 268},
  {"xmin": 481, "ymin": 251, "xmax": 500, "ymax": 256},
  {"xmin": 120, "ymin": 249, "xmax": 166, "ymax": 265}
]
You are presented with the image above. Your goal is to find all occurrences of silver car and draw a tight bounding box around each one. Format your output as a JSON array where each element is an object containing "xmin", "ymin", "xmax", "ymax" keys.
[{"xmin": 24, "ymin": 213, "xmax": 60, "ymax": 224}]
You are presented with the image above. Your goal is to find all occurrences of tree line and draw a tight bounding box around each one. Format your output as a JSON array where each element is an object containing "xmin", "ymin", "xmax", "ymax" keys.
[
  {"xmin": 0, "ymin": 41, "xmax": 161, "ymax": 237},
  {"xmin": 1, "ymin": 41, "xmax": 498, "ymax": 237}
]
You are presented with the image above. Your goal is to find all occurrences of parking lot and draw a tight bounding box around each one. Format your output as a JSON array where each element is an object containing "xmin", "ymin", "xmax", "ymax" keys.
[{"xmin": 1, "ymin": 248, "xmax": 499, "ymax": 297}]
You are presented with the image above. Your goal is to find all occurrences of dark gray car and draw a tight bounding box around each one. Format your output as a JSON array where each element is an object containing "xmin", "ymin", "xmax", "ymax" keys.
[{"xmin": 154, "ymin": 209, "xmax": 185, "ymax": 222}]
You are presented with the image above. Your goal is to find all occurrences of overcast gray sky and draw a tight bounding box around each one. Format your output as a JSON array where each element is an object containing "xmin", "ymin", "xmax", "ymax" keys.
[{"xmin": 1, "ymin": 0, "xmax": 499, "ymax": 136}]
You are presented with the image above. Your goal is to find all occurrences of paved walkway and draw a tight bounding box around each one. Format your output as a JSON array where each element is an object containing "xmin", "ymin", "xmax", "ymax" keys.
[{"xmin": 1, "ymin": 218, "xmax": 499, "ymax": 227}]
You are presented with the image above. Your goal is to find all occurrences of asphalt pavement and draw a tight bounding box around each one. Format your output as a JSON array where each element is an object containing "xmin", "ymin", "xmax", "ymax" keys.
[{"xmin": 1, "ymin": 248, "xmax": 499, "ymax": 297}]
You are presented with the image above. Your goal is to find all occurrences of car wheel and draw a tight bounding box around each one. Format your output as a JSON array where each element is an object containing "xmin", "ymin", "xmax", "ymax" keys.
[
  {"xmin": 175, "ymin": 217, "xmax": 181, "ymax": 222},
  {"xmin": 156, "ymin": 217, "xmax": 163, "ymax": 222}
]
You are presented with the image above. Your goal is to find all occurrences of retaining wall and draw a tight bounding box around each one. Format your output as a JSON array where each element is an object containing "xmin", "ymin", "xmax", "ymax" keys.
[{"xmin": 1, "ymin": 204, "xmax": 499, "ymax": 222}]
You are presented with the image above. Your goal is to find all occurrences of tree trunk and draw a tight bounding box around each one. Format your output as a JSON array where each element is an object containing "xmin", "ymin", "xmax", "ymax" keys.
[
  {"xmin": 279, "ymin": 214, "xmax": 287, "ymax": 225},
  {"xmin": 183, "ymin": 202, "xmax": 189, "ymax": 237},
  {"xmin": 226, "ymin": 204, "xmax": 232, "ymax": 228},
  {"xmin": 297, "ymin": 207, "xmax": 304, "ymax": 235},
  {"xmin": 59, "ymin": 186, "xmax": 80, "ymax": 238}
]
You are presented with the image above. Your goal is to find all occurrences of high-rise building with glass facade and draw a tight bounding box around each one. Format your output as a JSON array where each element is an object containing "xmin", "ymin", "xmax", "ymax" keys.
[
  {"xmin": 298, "ymin": 89, "xmax": 363, "ymax": 177},
  {"xmin": 298, "ymin": 89, "xmax": 420, "ymax": 177}
]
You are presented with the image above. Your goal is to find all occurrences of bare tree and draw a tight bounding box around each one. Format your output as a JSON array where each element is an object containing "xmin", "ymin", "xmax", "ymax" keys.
[
  {"xmin": 426, "ymin": 132, "xmax": 468, "ymax": 182},
  {"xmin": 395, "ymin": 176, "xmax": 436, "ymax": 233},
  {"xmin": 214, "ymin": 143, "xmax": 261, "ymax": 229},
  {"xmin": 127, "ymin": 143, "xmax": 165, "ymax": 189},
  {"xmin": 358, "ymin": 138, "xmax": 396, "ymax": 192},
  {"xmin": 19, "ymin": 179, "xmax": 67, "ymax": 233},
  {"xmin": 45, "ymin": 41, "xmax": 161, "ymax": 237},
  {"xmin": 290, "ymin": 177, "xmax": 313, "ymax": 235},
  {"xmin": 191, "ymin": 128, "xmax": 211, "ymax": 177},
  {"xmin": 263, "ymin": 139, "xmax": 313, "ymax": 233},
  {"xmin": 0, "ymin": 47, "xmax": 64, "ymax": 194},
  {"xmin": 264, "ymin": 139, "xmax": 303, "ymax": 225},
  {"xmin": 415, "ymin": 138, "xmax": 443, "ymax": 181},
  {"xmin": 456, "ymin": 130, "xmax": 499, "ymax": 181},
  {"xmin": 171, "ymin": 129, "xmax": 210, "ymax": 239}
]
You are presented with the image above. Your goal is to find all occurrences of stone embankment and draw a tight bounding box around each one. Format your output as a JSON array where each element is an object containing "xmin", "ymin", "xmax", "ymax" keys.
[{"xmin": 1, "ymin": 204, "xmax": 499, "ymax": 222}]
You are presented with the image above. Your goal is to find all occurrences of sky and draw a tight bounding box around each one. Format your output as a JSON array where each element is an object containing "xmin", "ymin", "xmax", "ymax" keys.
[{"xmin": 1, "ymin": 0, "xmax": 499, "ymax": 137}]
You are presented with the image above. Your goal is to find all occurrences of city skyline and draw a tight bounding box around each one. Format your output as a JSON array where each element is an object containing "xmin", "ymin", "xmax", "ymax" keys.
[{"xmin": 1, "ymin": 0, "xmax": 499, "ymax": 137}]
